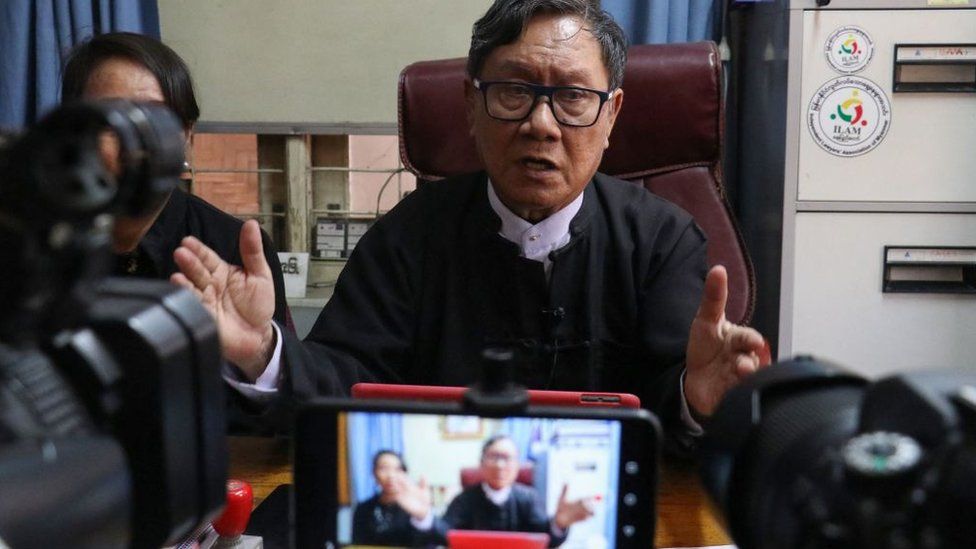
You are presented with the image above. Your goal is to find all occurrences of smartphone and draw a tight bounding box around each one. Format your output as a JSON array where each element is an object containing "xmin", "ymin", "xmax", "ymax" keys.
[
  {"xmin": 351, "ymin": 383, "xmax": 641, "ymax": 409},
  {"xmin": 294, "ymin": 398, "xmax": 660, "ymax": 549}
]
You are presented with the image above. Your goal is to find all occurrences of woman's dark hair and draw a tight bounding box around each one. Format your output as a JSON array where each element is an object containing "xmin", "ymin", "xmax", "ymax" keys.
[
  {"xmin": 468, "ymin": 0, "xmax": 628, "ymax": 90},
  {"xmin": 61, "ymin": 32, "xmax": 200, "ymax": 129},
  {"xmin": 373, "ymin": 450, "xmax": 407, "ymax": 473}
]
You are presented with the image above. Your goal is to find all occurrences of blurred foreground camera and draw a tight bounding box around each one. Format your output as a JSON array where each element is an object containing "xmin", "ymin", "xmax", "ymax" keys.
[
  {"xmin": 701, "ymin": 357, "xmax": 976, "ymax": 549},
  {"xmin": 0, "ymin": 101, "xmax": 227, "ymax": 548}
]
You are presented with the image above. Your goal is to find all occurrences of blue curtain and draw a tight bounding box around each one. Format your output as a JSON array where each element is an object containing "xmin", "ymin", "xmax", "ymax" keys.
[
  {"xmin": 0, "ymin": 0, "xmax": 160, "ymax": 129},
  {"xmin": 348, "ymin": 412, "xmax": 405, "ymax": 503},
  {"xmin": 603, "ymin": 0, "xmax": 719, "ymax": 45}
]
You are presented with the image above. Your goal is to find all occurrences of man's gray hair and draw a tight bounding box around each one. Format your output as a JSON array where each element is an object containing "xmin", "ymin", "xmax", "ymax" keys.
[
  {"xmin": 467, "ymin": 0, "xmax": 629, "ymax": 90},
  {"xmin": 481, "ymin": 434, "xmax": 516, "ymax": 456}
]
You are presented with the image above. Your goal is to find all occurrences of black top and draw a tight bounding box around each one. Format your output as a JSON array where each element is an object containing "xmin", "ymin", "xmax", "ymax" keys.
[
  {"xmin": 351, "ymin": 493, "xmax": 419, "ymax": 546},
  {"xmin": 279, "ymin": 172, "xmax": 706, "ymax": 448},
  {"xmin": 427, "ymin": 483, "xmax": 566, "ymax": 547},
  {"xmin": 114, "ymin": 188, "xmax": 292, "ymax": 433}
]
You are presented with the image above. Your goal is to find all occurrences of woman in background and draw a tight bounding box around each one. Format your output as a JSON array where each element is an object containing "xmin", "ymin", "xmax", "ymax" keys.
[
  {"xmin": 61, "ymin": 32, "xmax": 291, "ymax": 430},
  {"xmin": 352, "ymin": 450, "xmax": 424, "ymax": 546}
]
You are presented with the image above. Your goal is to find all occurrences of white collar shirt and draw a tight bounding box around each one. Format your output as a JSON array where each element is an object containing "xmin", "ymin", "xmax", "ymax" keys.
[
  {"xmin": 486, "ymin": 180, "xmax": 583, "ymax": 279},
  {"xmin": 480, "ymin": 482, "xmax": 513, "ymax": 506}
]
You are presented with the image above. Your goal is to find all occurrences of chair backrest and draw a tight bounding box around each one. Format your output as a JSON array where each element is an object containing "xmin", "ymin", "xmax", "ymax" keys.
[
  {"xmin": 460, "ymin": 465, "xmax": 534, "ymax": 488},
  {"xmin": 398, "ymin": 42, "xmax": 755, "ymax": 325}
]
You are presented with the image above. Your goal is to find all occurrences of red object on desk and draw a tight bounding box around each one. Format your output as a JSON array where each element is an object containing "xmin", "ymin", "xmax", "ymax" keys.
[
  {"xmin": 212, "ymin": 479, "xmax": 253, "ymax": 538},
  {"xmin": 447, "ymin": 530, "xmax": 549, "ymax": 549},
  {"xmin": 352, "ymin": 383, "xmax": 640, "ymax": 408}
]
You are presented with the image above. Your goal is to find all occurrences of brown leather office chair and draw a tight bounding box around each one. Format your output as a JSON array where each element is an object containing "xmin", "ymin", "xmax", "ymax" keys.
[{"xmin": 398, "ymin": 41, "xmax": 756, "ymax": 326}]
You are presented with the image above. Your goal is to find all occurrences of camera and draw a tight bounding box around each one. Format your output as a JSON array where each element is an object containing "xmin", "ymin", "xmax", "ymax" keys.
[
  {"xmin": 700, "ymin": 356, "xmax": 976, "ymax": 549},
  {"xmin": 0, "ymin": 100, "xmax": 227, "ymax": 548}
]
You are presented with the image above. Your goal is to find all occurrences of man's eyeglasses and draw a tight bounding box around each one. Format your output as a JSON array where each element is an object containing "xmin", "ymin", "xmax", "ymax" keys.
[
  {"xmin": 473, "ymin": 79, "xmax": 615, "ymax": 128},
  {"xmin": 482, "ymin": 452, "xmax": 516, "ymax": 466}
]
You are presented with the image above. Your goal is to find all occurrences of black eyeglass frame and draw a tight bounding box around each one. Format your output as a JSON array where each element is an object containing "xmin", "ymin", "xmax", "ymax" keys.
[{"xmin": 473, "ymin": 78, "xmax": 615, "ymax": 128}]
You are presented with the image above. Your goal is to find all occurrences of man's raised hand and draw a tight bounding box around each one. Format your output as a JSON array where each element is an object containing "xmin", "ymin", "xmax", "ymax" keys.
[
  {"xmin": 170, "ymin": 219, "xmax": 276, "ymax": 381},
  {"xmin": 393, "ymin": 475, "xmax": 432, "ymax": 520},
  {"xmin": 553, "ymin": 484, "xmax": 595, "ymax": 530},
  {"xmin": 684, "ymin": 265, "xmax": 768, "ymax": 418}
]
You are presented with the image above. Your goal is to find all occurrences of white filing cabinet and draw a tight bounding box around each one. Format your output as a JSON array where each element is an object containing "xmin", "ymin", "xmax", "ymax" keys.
[{"xmin": 780, "ymin": 1, "xmax": 976, "ymax": 377}]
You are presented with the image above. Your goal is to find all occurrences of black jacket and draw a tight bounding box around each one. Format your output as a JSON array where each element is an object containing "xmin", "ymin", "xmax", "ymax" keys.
[
  {"xmin": 351, "ymin": 493, "xmax": 419, "ymax": 546},
  {"xmin": 280, "ymin": 172, "xmax": 706, "ymax": 445},
  {"xmin": 426, "ymin": 483, "xmax": 567, "ymax": 547}
]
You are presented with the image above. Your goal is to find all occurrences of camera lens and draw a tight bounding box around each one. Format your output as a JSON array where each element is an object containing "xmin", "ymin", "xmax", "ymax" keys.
[{"xmin": 699, "ymin": 358, "xmax": 867, "ymax": 549}]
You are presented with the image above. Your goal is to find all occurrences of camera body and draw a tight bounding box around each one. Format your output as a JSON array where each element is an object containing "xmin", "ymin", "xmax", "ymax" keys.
[
  {"xmin": 0, "ymin": 101, "xmax": 227, "ymax": 548},
  {"xmin": 701, "ymin": 357, "xmax": 976, "ymax": 549}
]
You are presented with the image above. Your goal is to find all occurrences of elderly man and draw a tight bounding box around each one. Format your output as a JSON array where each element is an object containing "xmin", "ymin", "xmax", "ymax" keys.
[
  {"xmin": 391, "ymin": 435, "xmax": 593, "ymax": 547},
  {"xmin": 171, "ymin": 0, "xmax": 766, "ymax": 447}
]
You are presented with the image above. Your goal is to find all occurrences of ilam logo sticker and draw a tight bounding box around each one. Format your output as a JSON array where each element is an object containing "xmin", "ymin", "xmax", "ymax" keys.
[
  {"xmin": 825, "ymin": 26, "xmax": 875, "ymax": 74},
  {"xmin": 808, "ymin": 76, "xmax": 891, "ymax": 158}
]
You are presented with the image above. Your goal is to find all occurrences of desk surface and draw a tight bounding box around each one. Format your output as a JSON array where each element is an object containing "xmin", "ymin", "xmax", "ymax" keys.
[{"xmin": 228, "ymin": 436, "xmax": 731, "ymax": 548}]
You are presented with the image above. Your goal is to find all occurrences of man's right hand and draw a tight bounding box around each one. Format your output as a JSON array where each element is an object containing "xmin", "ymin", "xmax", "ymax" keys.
[
  {"xmin": 393, "ymin": 475, "xmax": 432, "ymax": 520},
  {"xmin": 684, "ymin": 265, "xmax": 767, "ymax": 418},
  {"xmin": 171, "ymin": 219, "xmax": 276, "ymax": 381},
  {"xmin": 553, "ymin": 484, "xmax": 595, "ymax": 529}
]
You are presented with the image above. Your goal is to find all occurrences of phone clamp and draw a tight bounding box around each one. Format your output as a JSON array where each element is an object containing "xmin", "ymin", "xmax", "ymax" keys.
[{"xmin": 462, "ymin": 347, "xmax": 530, "ymax": 415}]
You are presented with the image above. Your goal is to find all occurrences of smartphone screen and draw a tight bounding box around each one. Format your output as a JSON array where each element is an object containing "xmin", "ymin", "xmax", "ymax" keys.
[{"xmin": 295, "ymin": 402, "xmax": 658, "ymax": 549}]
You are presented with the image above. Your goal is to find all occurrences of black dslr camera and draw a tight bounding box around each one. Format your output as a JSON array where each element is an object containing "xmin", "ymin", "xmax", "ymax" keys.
[
  {"xmin": 0, "ymin": 101, "xmax": 227, "ymax": 548},
  {"xmin": 700, "ymin": 357, "xmax": 976, "ymax": 549}
]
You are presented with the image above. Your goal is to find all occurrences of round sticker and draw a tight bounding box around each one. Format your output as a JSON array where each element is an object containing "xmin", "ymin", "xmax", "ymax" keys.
[
  {"xmin": 824, "ymin": 26, "xmax": 874, "ymax": 73},
  {"xmin": 807, "ymin": 76, "xmax": 891, "ymax": 158}
]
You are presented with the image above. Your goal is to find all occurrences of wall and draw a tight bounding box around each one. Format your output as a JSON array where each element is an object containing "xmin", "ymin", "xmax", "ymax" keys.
[
  {"xmin": 159, "ymin": 0, "xmax": 493, "ymax": 126},
  {"xmin": 349, "ymin": 135, "xmax": 416, "ymax": 214},
  {"xmin": 191, "ymin": 133, "xmax": 260, "ymax": 214}
]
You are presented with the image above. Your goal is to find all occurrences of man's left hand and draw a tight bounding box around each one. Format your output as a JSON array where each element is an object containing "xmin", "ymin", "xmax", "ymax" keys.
[
  {"xmin": 553, "ymin": 484, "xmax": 595, "ymax": 530},
  {"xmin": 392, "ymin": 475, "xmax": 431, "ymax": 520},
  {"xmin": 171, "ymin": 220, "xmax": 276, "ymax": 381},
  {"xmin": 684, "ymin": 265, "xmax": 768, "ymax": 418}
]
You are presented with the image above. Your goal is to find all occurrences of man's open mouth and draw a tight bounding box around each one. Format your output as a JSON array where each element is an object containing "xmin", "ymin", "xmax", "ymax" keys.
[{"xmin": 520, "ymin": 157, "xmax": 557, "ymax": 171}]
